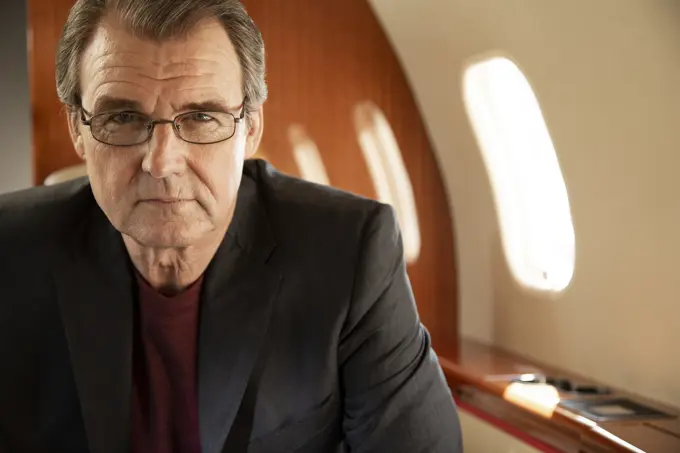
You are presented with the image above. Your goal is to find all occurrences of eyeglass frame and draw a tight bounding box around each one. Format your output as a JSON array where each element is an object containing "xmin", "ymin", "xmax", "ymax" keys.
[{"xmin": 78, "ymin": 98, "xmax": 248, "ymax": 147}]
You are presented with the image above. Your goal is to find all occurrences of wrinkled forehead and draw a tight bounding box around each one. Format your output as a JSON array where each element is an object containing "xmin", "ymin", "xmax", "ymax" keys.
[{"xmin": 79, "ymin": 14, "xmax": 243, "ymax": 114}]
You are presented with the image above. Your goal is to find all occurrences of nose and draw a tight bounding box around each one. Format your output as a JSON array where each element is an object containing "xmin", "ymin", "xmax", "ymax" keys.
[{"xmin": 141, "ymin": 122, "xmax": 187, "ymax": 179}]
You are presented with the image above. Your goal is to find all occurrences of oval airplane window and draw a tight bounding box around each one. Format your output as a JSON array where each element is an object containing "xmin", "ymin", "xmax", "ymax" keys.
[
  {"xmin": 353, "ymin": 101, "xmax": 421, "ymax": 265},
  {"xmin": 288, "ymin": 124, "xmax": 331, "ymax": 186},
  {"xmin": 462, "ymin": 56, "xmax": 575, "ymax": 292}
]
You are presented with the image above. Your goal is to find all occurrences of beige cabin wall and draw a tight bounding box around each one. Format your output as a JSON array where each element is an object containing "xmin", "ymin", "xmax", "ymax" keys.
[{"xmin": 369, "ymin": 0, "xmax": 680, "ymax": 407}]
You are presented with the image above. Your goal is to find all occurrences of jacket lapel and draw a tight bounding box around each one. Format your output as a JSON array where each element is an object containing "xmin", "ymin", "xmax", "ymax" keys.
[
  {"xmin": 51, "ymin": 169, "xmax": 281, "ymax": 453},
  {"xmin": 53, "ymin": 203, "xmax": 136, "ymax": 453},
  {"xmin": 198, "ymin": 175, "xmax": 283, "ymax": 453}
]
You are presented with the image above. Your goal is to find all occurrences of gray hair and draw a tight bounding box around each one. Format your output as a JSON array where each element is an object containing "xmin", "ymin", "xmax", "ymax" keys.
[{"xmin": 56, "ymin": 0, "xmax": 267, "ymax": 115}]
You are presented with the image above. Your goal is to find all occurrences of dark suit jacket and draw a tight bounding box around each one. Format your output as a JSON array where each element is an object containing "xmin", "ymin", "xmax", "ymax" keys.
[{"xmin": 0, "ymin": 159, "xmax": 462, "ymax": 453}]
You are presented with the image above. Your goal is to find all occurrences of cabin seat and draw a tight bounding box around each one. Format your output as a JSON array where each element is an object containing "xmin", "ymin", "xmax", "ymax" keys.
[{"xmin": 43, "ymin": 164, "xmax": 87, "ymax": 186}]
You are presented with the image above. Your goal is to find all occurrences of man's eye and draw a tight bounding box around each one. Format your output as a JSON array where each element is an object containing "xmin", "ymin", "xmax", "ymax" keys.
[
  {"xmin": 188, "ymin": 112, "xmax": 216, "ymax": 122},
  {"xmin": 107, "ymin": 112, "xmax": 140, "ymax": 124}
]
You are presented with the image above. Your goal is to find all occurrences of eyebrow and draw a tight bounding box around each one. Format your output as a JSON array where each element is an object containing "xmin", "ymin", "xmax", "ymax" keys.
[
  {"xmin": 92, "ymin": 96, "xmax": 145, "ymax": 113},
  {"xmin": 181, "ymin": 100, "xmax": 236, "ymax": 113}
]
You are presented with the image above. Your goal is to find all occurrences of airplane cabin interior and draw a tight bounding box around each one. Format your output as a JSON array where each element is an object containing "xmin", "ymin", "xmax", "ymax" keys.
[{"xmin": 1, "ymin": 0, "xmax": 678, "ymax": 451}]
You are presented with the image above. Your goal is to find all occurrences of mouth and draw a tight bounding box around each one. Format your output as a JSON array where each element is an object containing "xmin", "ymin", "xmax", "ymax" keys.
[{"xmin": 140, "ymin": 199, "xmax": 193, "ymax": 204}]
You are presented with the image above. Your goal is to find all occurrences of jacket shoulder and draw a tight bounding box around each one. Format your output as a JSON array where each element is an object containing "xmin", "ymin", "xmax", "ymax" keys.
[
  {"xmin": 245, "ymin": 158, "xmax": 384, "ymax": 227},
  {"xmin": 243, "ymin": 159, "xmax": 400, "ymax": 272},
  {"xmin": 0, "ymin": 177, "xmax": 93, "ymax": 245}
]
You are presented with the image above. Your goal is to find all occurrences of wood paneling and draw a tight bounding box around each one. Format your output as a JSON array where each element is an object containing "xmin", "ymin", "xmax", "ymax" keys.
[
  {"xmin": 27, "ymin": 1, "xmax": 459, "ymax": 346},
  {"xmin": 27, "ymin": 0, "xmax": 80, "ymax": 187}
]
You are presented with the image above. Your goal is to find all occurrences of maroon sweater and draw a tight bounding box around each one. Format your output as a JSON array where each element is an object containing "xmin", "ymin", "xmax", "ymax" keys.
[{"xmin": 131, "ymin": 274, "xmax": 203, "ymax": 453}]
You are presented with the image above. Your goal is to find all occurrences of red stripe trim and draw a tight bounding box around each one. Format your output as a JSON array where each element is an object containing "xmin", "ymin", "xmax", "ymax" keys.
[{"xmin": 456, "ymin": 397, "xmax": 565, "ymax": 453}]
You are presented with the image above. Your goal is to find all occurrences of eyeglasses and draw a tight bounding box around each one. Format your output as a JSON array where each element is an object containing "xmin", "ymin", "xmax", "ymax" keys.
[{"xmin": 79, "ymin": 99, "xmax": 247, "ymax": 146}]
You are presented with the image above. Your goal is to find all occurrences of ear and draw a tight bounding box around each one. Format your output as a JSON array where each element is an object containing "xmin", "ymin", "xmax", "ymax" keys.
[
  {"xmin": 66, "ymin": 107, "xmax": 86, "ymax": 160},
  {"xmin": 244, "ymin": 106, "xmax": 263, "ymax": 160}
]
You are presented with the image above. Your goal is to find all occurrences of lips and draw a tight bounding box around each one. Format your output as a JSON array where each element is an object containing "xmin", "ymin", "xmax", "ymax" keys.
[{"xmin": 141, "ymin": 198, "xmax": 191, "ymax": 203}]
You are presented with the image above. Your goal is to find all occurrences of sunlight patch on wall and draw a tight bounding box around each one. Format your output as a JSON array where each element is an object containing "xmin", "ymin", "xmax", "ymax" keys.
[
  {"xmin": 462, "ymin": 56, "xmax": 575, "ymax": 293},
  {"xmin": 353, "ymin": 101, "xmax": 421, "ymax": 265},
  {"xmin": 288, "ymin": 125, "xmax": 330, "ymax": 186}
]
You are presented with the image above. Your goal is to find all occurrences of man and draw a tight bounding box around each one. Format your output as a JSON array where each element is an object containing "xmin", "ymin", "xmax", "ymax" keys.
[{"xmin": 0, "ymin": 0, "xmax": 462, "ymax": 452}]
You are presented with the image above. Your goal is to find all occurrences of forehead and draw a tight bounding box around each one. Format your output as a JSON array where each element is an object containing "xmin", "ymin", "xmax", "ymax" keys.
[{"xmin": 79, "ymin": 14, "xmax": 243, "ymax": 112}]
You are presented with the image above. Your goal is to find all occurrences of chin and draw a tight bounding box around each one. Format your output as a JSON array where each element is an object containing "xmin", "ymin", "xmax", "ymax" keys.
[{"xmin": 118, "ymin": 205, "xmax": 217, "ymax": 248}]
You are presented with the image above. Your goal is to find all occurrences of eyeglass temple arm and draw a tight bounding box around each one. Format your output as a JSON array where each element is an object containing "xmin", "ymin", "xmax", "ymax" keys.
[
  {"xmin": 78, "ymin": 107, "xmax": 93, "ymax": 126},
  {"xmin": 235, "ymin": 97, "xmax": 248, "ymax": 123}
]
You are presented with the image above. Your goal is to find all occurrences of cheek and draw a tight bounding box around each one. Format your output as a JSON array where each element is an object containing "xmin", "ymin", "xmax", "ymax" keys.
[
  {"xmin": 85, "ymin": 142, "xmax": 140, "ymax": 206},
  {"xmin": 194, "ymin": 141, "xmax": 246, "ymax": 210}
]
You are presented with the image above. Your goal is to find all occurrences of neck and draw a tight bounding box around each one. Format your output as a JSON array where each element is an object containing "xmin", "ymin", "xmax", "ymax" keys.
[{"xmin": 123, "ymin": 232, "xmax": 225, "ymax": 296}]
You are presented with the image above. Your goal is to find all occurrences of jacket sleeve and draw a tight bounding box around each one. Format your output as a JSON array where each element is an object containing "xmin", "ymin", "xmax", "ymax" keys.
[{"xmin": 338, "ymin": 203, "xmax": 463, "ymax": 452}]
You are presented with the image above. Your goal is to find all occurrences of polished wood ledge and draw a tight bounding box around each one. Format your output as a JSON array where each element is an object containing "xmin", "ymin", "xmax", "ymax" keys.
[{"xmin": 438, "ymin": 338, "xmax": 680, "ymax": 452}]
